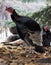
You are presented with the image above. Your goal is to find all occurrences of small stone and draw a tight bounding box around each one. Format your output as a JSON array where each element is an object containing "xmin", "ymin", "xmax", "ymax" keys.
[
  {"xmin": 26, "ymin": 55, "xmax": 29, "ymax": 58},
  {"xmin": 0, "ymin": 44, "xmax": 3, "ymax": 48},
  {"xmin": 12, "ymin": 60, "xmax": 18, "ymax": 63},
  {"xmin": 17, "ymin": 46, "xmax": 22, "ymax": 50},
  {"xmin": 10, "ymin": 63, "xmax": 17, "ymax": 65},
  {"xmin": 0, "ymin": 59, "xmax": 4, "ymax": 63},
  {"xmin": 7, "ymin": 47, "xmax": 12, "ymax": 49},
  {"xmin": 28, "ymin": 62, "xmax": 34, "ymax": 65},
  {"xmin": 16, "ymin": 39, "xmax": 24, "ymax": 44},
  {"xmin": 25, "ymin": 64, "xmax": 27, "ymax": 65},
  {"xmin": 19, "ymin": 63, "xmax": 24, "ymax": 65},
  {"xmin": 0, "ymin": 63, "xmax": 6, "ymax": 65}
]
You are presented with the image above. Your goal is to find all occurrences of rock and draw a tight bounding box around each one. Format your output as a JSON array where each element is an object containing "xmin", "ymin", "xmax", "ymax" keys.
[
  {"xmin": 12, "ymin": 60, "xmax": 18, "ymax": 63},
  {"xmin": 26, "ymin": 55, "xmax": 29, "ymax": 58},
  {"xmin": 0, "ymin": 44, "xmax": 4, "ymax": 48},
  {"xmin": 25, "ymin": 62, "xmax": 34, "ymax": 65},
  {"xmin": 0, "ymin": 63, "xmax": 6, "ymax": 65},
  {"xmin": 28, "ymin": 62, "xmax": 34, "ymax": 65},
  {"xmin": 19, "ymin": 63, "xmax": 25, "ymax": 65},
  {"xmin": 6, "ymin": 35, "xmax": 20, "ymax": 42},
  {"xmin": 17, "ymin": 46, "xmax": 22, "ymax": 50},
  {"xmin": 10, "ymin": 63, "xmax": 17, "ymax": 65},
  {"xmin": 0, "ymin": 59, "xmax": 4, "ymax": 63},
  {"xmin": 4, "ymin": 39, "xmax": 24, "ymax": 47}
]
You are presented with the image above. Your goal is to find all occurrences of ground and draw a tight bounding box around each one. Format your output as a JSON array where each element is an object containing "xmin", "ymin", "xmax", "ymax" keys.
[{"xmin": 0, "ymin": 39, "xmax": 51, "ymax": 65}]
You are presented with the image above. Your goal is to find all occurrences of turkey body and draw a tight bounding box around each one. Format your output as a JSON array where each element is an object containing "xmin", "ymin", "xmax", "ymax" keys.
[{"xmin": 6, "ymin": 8, "xmax": 46, "ymax": 53}]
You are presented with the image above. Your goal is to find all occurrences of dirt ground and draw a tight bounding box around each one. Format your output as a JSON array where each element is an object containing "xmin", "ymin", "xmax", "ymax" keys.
[{"xmin": 0, "ymin": 39, "xmax": 51, "ymax": 65}]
